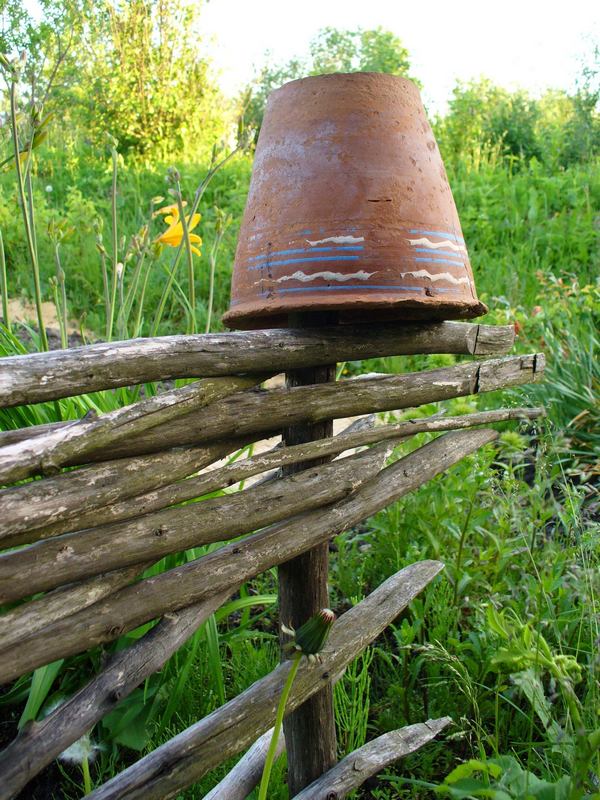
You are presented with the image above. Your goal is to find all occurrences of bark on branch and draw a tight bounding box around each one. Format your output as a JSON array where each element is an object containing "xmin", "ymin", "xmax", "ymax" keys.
[
  {"xmin": 1, "ymin": 354, "xmax": 543, "ymax": 463},
  {"xmin": 0, "ymin": 440, "xmax": 243, "ymax": 547},
  {"xmin": 82, "ymin": 354, "xmax": 545, "ymax": 462},
  {"xmin": 0, "ymin": 428, "xmax": 496, "ymax": 684},
  {"xmin": 0, "ymin": 321, "xmax": 515, "ymax": 407},
  {"xmin": 0, "ymin": 445, "xmax": 389, "ymax": 602},
  {"xmin": 0, "ymin": 563, "xmax": 150, "ymax": 652},
  {"xmin": 1, "ymin": 406, "xmax": 542, "ymax": 548},
  {"xmin": 0, "ymin": 375, "xmax": 262, "ymax": 485}
]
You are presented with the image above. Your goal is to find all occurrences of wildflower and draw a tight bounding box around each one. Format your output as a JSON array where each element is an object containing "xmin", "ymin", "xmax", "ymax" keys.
[
  {"xmin": 45, "ymin": 184, "xmax": 53, "ymax": 193},
  {"xmin": 59, "ymin": 733, "xmax": 102, "ymax": 766},
  {"xmin": 44, "ymin": 697, "xmax": 101, "ymax": 794},
  {"xmin": 282, "ymin": 607, "xmax": 336, "ymax": 663},
  {"xmin": 59, "ymin": 732, "xmax": 101, "ymax": 795},
  {"xmin": 156, "ymin": 210, "xmax": 202, "ymax": 256},
  {"xmin": 259, "ymin": 608, "xmax": 336, "ymax": 800},
  {"xmin": 154, "ymin": 201, "xmax": 186, "ymax": 220}
]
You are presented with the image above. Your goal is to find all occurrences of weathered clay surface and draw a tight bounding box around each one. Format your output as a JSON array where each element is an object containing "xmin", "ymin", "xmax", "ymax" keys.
[{"xmin": 224, "ymin": 72, "xmax": 487, "ymax": 328}]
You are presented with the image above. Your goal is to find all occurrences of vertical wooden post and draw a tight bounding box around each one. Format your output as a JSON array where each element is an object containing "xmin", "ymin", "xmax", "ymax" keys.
[{"xmin": 279, "ymin": 312, "xmax": 338, "ymax": 795}]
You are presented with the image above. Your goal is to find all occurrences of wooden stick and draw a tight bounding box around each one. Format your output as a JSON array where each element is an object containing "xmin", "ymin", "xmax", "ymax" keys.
[
  {"xmin": 0, "ymin": 412, "xmax": 373, "ymax": 451},
  {"xmin": 1, "ymin": 406, "xmax": 543, "ymax": 548},
  {"xmin": 0, "ymin": 563, "xmax": 149, "ymax": 652},
  {"xmin": 0, "ymin": 375, "xmax": 263, "ymax": 485},
  {"xmin": 0, "ymin": 426, "xmax": 57, "ymax": 449},
  {"xmin": 292, "ymin": 718, "xmax": 452, "ymax": 800},
  {"xmin": 85, "ymin": 560, "xmax": 445, "ymax": 800},
  {"xmin": 203, "ymin": 727, "xmax": 285, "ymax": 800},
  {"xmin": 248, "ymin": 414, "xmax": 378, "ymax": 490},
  {"xmin": 0, "ymin": 445, "xmax": 388, "ymax": 602},
  {"xmin": 0, "ymin": 590, "xmax": 232, "ymax": 800},
  {"xmin": 0, "ymin": 417, "xmax": 376, "ymax": 547},
  {"xmin": 2, "ymin": 353, "xmax": 542, "ymax": 463},
  {"xmin": 0, "ymin": 428, "xmax": 495, "ymax": 684},
  {"xmin": 90, "ymin": 353, "xmax": 542, "ymax": 462},
  {"xmin": 0, "ymin": 322, "xmax": 515, "ymax": 407},
  {"xmin": 0, "ymin": 439, "xmax": 243, "ymax": 547}
]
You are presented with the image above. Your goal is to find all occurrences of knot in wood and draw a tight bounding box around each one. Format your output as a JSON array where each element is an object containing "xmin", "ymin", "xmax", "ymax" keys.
[
  {"xmin": 57, "ymin": 544, "xmax": 74, "ymax": 560},
  {"xmin": 41, "ymin": 458, "xmax": 62, "ymax": 477}
]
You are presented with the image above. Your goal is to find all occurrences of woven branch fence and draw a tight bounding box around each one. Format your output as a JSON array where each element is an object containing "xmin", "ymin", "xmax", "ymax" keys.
[{"xmin": 0, "ymin": 320, "xmax": 545, "ymax": 799}]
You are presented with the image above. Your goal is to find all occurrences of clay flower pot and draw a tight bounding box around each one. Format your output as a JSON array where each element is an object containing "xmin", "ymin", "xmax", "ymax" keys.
[{"xmin": 224, "ymin": 72, "xmax": 487, "ymax": 329}]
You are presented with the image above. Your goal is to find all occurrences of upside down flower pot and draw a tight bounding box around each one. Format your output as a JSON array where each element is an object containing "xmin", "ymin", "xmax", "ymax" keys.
[{"xmin": 223, "ymin": 72, "xmax": 487, "ymax": 329}]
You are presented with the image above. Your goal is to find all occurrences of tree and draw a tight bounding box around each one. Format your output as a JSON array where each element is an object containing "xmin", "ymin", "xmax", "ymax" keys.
[
  {"xmin": 310, "ymin": 26, "xmax": 412, "ymax": 76},
  {"xmin": 434, "ymin": 80, "xmax": 542, "ymax": 167},
  {"xmin": 1, "ymin": 0, "xmax": 227, "ymax": 158},
  {"xmin": 72, "ymin": 0, "xmax": 227, "ymax": 156},
  {"xmin": 435, "ymin": 77, "xmax": 600, "ymax": 169},
  {"xmin": 243, "ymin": 26, "xmax": 415, "ymax": 142},
  {"xmin": 0, "ymin": 1, "xmax": 83, "ymax": 109}
]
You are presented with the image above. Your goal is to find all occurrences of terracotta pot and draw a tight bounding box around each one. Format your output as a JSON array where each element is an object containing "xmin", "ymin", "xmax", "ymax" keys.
[{"xmin": 223, "ymin": 72, "xmax": 487, "ymax": 329}]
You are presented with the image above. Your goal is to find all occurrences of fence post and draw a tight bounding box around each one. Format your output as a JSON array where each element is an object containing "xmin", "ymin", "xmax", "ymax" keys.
[{"xmin": 279, "ymin": 311, "xmax": 338, "ymax": 794}]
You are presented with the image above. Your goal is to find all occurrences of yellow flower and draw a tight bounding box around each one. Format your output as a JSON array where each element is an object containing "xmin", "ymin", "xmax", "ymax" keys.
[
  {"xmin": 156, "ymin": 211, "xmax": 202, "ymax": 256},
  {"xmin": 155, "ymin": 201, "xmax": 186, "ymax": 219}
]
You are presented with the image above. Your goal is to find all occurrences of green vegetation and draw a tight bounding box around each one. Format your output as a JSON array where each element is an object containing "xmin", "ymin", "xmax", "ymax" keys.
[{"xmin": 0, "ymin": 4, "xmax": 598, "ymax": 798}]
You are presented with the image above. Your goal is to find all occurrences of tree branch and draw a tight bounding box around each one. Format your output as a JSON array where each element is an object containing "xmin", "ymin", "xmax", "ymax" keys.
[
  {"xmin": 1, "ymin": 354, "xmax": 544, "ymax": 464},
  {"xmin": 0, "ymin": 445, "xmax": 389, "ymax": 602}
]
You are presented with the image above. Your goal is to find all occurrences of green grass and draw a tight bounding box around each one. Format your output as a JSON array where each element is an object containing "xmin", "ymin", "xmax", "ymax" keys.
[
  {"xmin": 0, "ymin": 137, "xmax": 252, "ymax": 337},
  {"xmin": 452, "ymin": 158, "xmax": 600, "ymax": 308}
]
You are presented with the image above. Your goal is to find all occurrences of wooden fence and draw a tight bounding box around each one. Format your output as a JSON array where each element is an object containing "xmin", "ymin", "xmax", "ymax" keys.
[{"xmin": 0, "ymin": 320, "xmax": 544, "ymax": 799}]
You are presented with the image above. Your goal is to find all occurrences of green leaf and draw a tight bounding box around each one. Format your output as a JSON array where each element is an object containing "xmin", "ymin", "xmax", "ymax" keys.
[
  {"xmin": 18, "ymin": 660, "xmax": 64, "ymax": 729},
  {"xmin": 214, "ymin": 593, "xmax": 277, "ymax": 624},
  {"xmin": 102, "ymin": 685, "xmax": 160, "ymax": 751},
  {"xmin": 205, "ymin": 613, "xmax": 226, "ymax": 706},
  {"xmin": 510, "ymin": 669, "xmax": 570, "ymax": 756},
  {"xmin": 486, "ymin": 606, "xmax": 512, "ymax": 640},
  {"xmin": 446, "ymin": 760, "xmax": 503, "ymax": 783}
]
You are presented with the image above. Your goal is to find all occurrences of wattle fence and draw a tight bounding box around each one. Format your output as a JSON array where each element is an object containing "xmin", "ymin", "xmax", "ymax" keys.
[{"xmin": 0, "ymin": 320, "xmax": 544, "ymax": 799}]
